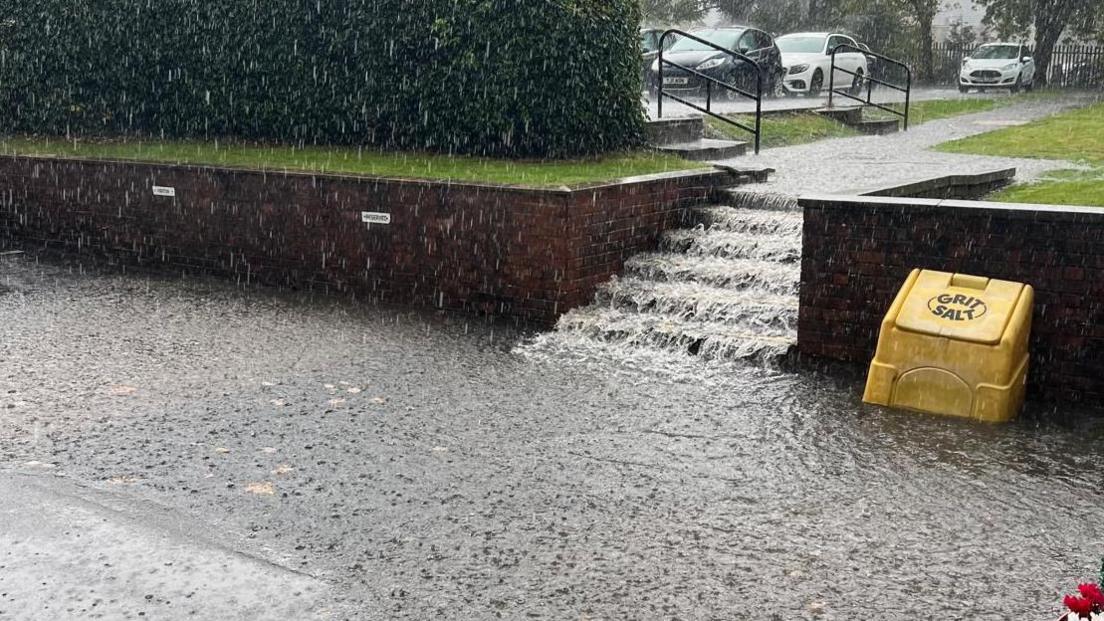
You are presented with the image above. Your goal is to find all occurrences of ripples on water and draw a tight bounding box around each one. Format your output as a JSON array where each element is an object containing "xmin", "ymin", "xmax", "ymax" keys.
[{"xmin": 517, "ymin": 193, "xmax": 1104, "ymax": 619}]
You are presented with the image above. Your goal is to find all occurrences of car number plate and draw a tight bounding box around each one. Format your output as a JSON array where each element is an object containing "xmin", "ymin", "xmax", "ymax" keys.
[{"xmin": 663, "ymin": 77, "xmax": 689, "ymax": 85}]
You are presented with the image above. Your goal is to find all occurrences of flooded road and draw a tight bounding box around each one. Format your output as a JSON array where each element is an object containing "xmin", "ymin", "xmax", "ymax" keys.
[{"xmin": 2, "ymin": 254, "xmax": 1103, "ymax": 620}]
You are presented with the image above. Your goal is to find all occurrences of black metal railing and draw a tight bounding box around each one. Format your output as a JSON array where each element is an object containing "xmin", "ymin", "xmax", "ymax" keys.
[
  {"xmin": 657, "ymin": 29, "xmax": 763, "ymax": 154},
  {"xmin": 828, "ymin": 44, "xmax": 913, "ymax": 130}
]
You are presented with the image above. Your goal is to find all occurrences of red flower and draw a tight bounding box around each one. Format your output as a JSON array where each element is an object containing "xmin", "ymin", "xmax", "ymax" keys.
[
  {"xmin": 1066, "ymin": 595, "xmax": 1095, "ymax": 616},
  {"xmin": 1079, "ymin": 583, "xmax": 1104, "ymax": 608}
]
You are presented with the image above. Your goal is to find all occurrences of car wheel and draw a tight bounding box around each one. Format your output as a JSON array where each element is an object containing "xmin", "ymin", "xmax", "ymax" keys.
[
  {"xmin": 958, "ymin": 84, "xmax": 969, "ymax": 94},
  {"xmin": 1011, "ymin": 74, "xmax": 1021, "ymax": 94},
  {"xmin": 723, "ymin": 72, "xmax": 743, "ymax": 101},
  {"xmin": 1025, "ymin": 79, "xmax": 1034, "ymax": 92},
  {"xmin": 850, "ymin": 69, "xmax": 865, "ymax": 96},
  {"xmin": 809, "ymin": 70, "xmax": 823, "ymax": 97}
]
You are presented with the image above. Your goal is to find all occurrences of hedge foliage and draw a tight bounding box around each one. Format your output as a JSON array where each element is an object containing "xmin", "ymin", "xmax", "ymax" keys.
[{"xmin": 0, "ymin": 0, "xmax": 647, "ymax": 157}]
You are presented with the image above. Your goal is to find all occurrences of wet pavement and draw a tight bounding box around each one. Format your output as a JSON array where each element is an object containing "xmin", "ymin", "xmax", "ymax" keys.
[
  {"xmin": 0, "ymin": 473, "xmax": 329, "ymax": 619},
  {"xmin": 720, "ymin": 94, "xmax": 1100, "ymax": 196},
  {"xmin": 2, "ymin": 254, "xmax": 1104, "ymax": 620}
]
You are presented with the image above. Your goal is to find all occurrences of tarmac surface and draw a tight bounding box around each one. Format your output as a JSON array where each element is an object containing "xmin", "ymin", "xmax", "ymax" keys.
[{"xmin": 2, "ymin": 254, "xmax": 1103, "ymax": 620}]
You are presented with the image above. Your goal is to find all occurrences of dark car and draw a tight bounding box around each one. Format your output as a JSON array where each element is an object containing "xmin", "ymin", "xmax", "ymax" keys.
[
  {"xmin": 647, "ymin": 27, "xmax": 785, "ymax": 99},
  {"xmin": 641, "ymin": 28, "xmax": 678, "ymax": 85}
]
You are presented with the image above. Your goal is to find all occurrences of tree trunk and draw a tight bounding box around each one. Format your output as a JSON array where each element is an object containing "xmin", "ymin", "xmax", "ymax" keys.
[
  {"xmin": 1032, "ymin": 0, "xmax": 1081, "ymax": 87},
  {"xmin": 1032, "ymin": 29, "xmax": 1060, "ymax": 87},
  {"xmin": 918, "ymin": 12, "xmax": 934, "ymax": 82}
]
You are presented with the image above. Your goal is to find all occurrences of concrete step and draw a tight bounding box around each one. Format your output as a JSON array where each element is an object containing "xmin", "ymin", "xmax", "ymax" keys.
[
  {"xmin": 814, "ymin": 106, "xmax": 864, "ymax": 125},
  {"xmin": 646, "ymin": 117, "xmax": 704, "ymax": 145},
  {"xmin": 855, "ymin": 118, "xmax": 901, "ymax": 135},
  {"xmin": 656, "ymin": 138, "xmax": 748, "ymax": 161},
  {"xmin": 691, "ymin": 205, "xmax": 804, "ymax": 236},
  {"xmin": 659, "ymin": 228, "xmax": 802, "ymax": 262},
  {"xmin": 556, "ymin": 306, "xmax": 796, "ymax": 362},
  {"xmin": 623, "ymin": 253, "xmax": 800, "ymax": 296},
  {"xmin": 592, "ymin": 277, "xmax": 798, "ymax": 333}
]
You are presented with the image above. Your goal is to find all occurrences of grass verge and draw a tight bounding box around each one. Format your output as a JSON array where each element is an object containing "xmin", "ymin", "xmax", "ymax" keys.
[
  {"xmin": 883, "ymin": 98, "xmax": 1002, "ymax": 124},
  {"xmin": 937, "ymin": 102, "xmax": 1104, "ymax": 207},
  {"xmin": 990, "ymin": 169, "xmax": 1104, "ymax": 206},
  {"xmin": 868, "ymin": 91, "xmax": 1063, "ymax": 125},
  {"xmin": 707, "ymin": 112, "xmax": 858, "ymax": 148},
  {"xmin": 937, "ymin": 102, "xmax": 1104, "ymax": 164},
  {"xmin": 0, "ymin": 136, "xmax": 706, "ymax": 188}
]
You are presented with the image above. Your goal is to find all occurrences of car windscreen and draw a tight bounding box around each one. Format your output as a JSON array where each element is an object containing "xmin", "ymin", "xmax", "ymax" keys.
[
  {"xmin": 776, "ymin": 36, "xmax": 826, "ymax": 54},
  {"xmin": 668, "ymin": 30, "xmax": 744, "ymax": 52},
  {"xmin": 641, "ymin": 33, "xmax": 657, "ymax": 53},
  {"xmin": 972, "ymin": 45, "xmax": 1020, "ymax": 60}
]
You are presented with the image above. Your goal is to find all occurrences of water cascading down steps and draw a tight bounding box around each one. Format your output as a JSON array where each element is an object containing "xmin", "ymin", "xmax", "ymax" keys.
[{"xmin": 545, "ymin": 192, "xmax": 802, "ymax": 365}]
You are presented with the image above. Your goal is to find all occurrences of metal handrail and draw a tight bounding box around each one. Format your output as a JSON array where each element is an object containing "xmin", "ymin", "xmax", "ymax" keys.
[
  {"xmin": 828, "ymin": 43, "xmax": 913, "ymax": 130},
  {"xmin": 658, "ymin": 29, "xmax": 763, "ymax": 154}
]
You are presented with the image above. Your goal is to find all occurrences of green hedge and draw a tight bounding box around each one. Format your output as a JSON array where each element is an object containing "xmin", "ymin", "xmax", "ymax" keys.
[{"xmin": 0, "ymin": 0, "xmax": 646, "ymax": 157}]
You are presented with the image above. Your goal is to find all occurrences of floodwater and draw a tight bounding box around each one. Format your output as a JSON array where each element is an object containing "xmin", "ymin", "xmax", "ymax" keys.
[
  {"xmin": 534, "ymin": 200, "xmax": 803, "ymax": 366},
  {"xmin": 2, "ymin": 253, "xmax": 1102, "ymax": 620}
]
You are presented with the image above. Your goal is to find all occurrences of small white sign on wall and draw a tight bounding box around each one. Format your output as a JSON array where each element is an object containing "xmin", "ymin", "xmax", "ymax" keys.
[
  {"xmin": 361, "ymin": 212, "xmax": 392, "ymax": 225},
  {"xmin": 152, "ymin": 186, "xmax": 176, "ymax": 197}
]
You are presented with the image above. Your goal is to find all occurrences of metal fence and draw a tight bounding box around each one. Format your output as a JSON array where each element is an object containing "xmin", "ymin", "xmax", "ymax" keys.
[{"xmin": 927, "ymin": 42, "xmax": 1104, "ymax": 88}]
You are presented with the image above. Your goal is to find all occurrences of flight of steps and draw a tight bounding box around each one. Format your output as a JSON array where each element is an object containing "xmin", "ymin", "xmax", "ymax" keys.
[
  {"xmin": 647, "ymin": 116, "xmax": 749, "ymax": 161},
  {"xmin": 549, "ymin": 192, "xmax": 802, "ymax": 365},
  {"xmin": 815, "ymin": 106, "xmax": 901, "ymax": 135}
]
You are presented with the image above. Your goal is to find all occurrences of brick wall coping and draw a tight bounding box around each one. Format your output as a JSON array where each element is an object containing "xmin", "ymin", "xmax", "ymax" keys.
[
  {"xmin": 847, "ymin": 167, "xmax": 1017, "ymax": 199},
  {"xmin": 800, "ymin": 193, "xmax": 1104, "ymax": 221},
  {"xmin": 0, "ymin": 154, "xmax": 745, "ymax": 196}
]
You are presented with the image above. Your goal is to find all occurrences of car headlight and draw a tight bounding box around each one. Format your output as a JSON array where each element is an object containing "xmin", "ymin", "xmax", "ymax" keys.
[
  {"xmin": 1001, "ymin": 63, "xmax": 1018, "ymax": 71},
  {"xmin": 696, "ymin": 58, "xmax": 726, "ymax": 71},
  {"xmin": 788, "ymin": 64, "xmax": 810, "ymax": 75}
]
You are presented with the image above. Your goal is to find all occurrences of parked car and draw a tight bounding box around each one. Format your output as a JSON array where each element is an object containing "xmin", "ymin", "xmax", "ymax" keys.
[
  {"xmin": 857, "ymin": 42, "xmax": 881, "ymax": 87},
  {"xmin": 647, "ymin": 27, "xmax": 785, "ymax": 100},
  {"xmin": 776, "ymin": 32, "xmax": 869, "ymax": 97},
  {"xmin": 641, "ymin": 28, "xmax": 674, "ymax": 69},
  {"xmin": 959, "ymin": 42, "xmax": 1035, "ymax": 93}
]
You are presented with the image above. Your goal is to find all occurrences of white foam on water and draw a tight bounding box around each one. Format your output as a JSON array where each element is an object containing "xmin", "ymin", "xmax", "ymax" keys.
[{"xmin": 518, "ymin": 195, "xmax": 803, "ymax": 371}]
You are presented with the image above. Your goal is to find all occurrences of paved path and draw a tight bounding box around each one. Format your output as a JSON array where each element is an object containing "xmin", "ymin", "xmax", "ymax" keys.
[
  {"xmin": 0, "ymin": 472, "xmax": 330, "ymax": 620},
  {"xmin": 716, "ymin": 95, "xmax": 1099, "ymax": 196}
]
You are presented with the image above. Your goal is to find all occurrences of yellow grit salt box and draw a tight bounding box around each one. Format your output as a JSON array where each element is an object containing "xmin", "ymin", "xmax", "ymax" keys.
[{"xmin": 863, "ymin": 269, "xmax": 1034, "ymax": 423}]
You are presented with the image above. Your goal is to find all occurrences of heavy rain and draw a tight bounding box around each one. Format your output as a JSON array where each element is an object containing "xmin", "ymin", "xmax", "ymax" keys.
[{"xmin": 2, "ymin": 0, "xmax": 1103, "ymax": 620}]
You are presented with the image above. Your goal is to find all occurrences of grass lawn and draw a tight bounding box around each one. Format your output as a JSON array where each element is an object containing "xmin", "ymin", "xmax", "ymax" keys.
[
  {"xmin": 937, "ymin": 102, "xmax": 1104, "ymax": 163},
  {"xmin": 873, "ymin": 98, "xmax": 1001, "ymax": 124},
  {"xmin": 937, "ymin": 102, "xmax": 1104, "ymax": 206},
  {"xmin": 990, "ymin": 169, "xmax": 1104, "ymax": 206},
  {"xmin": 707, "ymin": 112, "xmax": 858, "ymax": 148},
  {"xmin": 870, "ymin": 91, "xmax": 1061, "ymax": 125},
  {"xmin": 0, "ymin": 136, "xmax": 706, "ymax": 188}
]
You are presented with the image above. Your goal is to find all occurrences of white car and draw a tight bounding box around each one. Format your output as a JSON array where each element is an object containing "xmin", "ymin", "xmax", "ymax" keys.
[
  {"xmin": 776, "ymin": 32, "xmax": 869, "ymax": 97},
  {"xmin": 959, "ymin": 42, "xmax": 1035, "ymax": 93}
]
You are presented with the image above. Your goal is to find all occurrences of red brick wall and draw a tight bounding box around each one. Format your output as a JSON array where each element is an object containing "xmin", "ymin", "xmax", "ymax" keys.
[
  {"xmin": 799, "ymin": 195, "xmax": 1104, "ymax": 403},
  {"xmin": 0, "ymin": 156, "xmax": 738, "ymax": 324}
]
